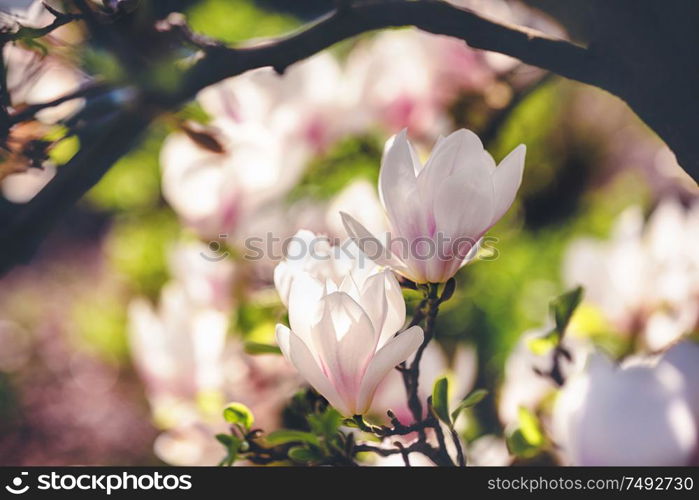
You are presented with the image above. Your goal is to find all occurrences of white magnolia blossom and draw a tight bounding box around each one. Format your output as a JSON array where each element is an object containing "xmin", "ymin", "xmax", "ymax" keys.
[
  {"xmin": 161, "ymin": 54, "xmax": 352, "ymax": 239},
  {"xmin": 498, "ymin": 328, "xmax": 589, "ymax": 426},
  {"xmin": 345, "ymin": 29, "xmax": 494, "ymax": 138},
  {"xmin": 168, "ymin": 241, "xmax": 235, "ymax": 311},
  {"xmin": 274, "ymin": 231, "xmax": 423, "ymax": 415},
  {"xmin": 342, "ymin": 129, "xmax": 526, "ymax": 283},
  {"xmin": 553, "ymin": 352, "xmax": 697, "ymax": 466},
  {"xmin": 661, "ymin": 341, "xmax": 699, "ymax": 423},
  {"xmin": 128, "ymin": 283, "xmax": 229, "ymax": 407},
  {"xmin": 468, "ymin": 435, "xmax": 511, "ymax": 466},
  {"xmin": 199, "ymin": 52, "xmax": 364, "ymax": 153},
  {"xmin": 160, "ymin": 123, "xmax": 306, "ymax": 240},
  {"xmin": 564, "ymin": 200, "xmax": 699, "ymax": 350},
  {"xmin": 0, "ymin": 0, "xmax": 47, "ymax": 28},
  {"xmin": 326, "ymin": 180, "xmax": 389, "ymax": 241}
]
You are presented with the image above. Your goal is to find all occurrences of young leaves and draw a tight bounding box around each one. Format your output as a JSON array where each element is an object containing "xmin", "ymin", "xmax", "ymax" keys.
[
  {"xmin": 223, "ymin": 402, "xmax": 255, "ymax": 431},
  {"xmin": 550, "ymin": 286, "xmax": 584, "ymax": 337},
  {"xmin": 451, "ymin": 389, "xmax": 489, "ymax": 424},
  {"xmin": 432, "ymin": 376, "xmax": 451, "ymax": 425},
  {"xmin": 432, "ymin": 377, "xmax": 488, "ymax": 426}
]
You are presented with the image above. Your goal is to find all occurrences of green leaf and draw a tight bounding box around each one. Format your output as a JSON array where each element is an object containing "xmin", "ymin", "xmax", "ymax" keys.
[
  {"xmin": 266, "ymin": 430, "xmax": 319, "ymax": 446},
  {"xmin": 307, "ymin": 408, "xmax": 343, "ymax": 438},
  {"xmin": 505, "ymin": 407, "xmax": 546, "ymax": 459},
  {"xmin": 506, "ymin": 429, "xmax": 540, "ymax": 459},
  {"xmin": 526, "ymin": 329, "xmax": 560, "ymax": 355},
  {"xmin": 431, "ymin": 376, "xmax": 451, "ymax": 425},
  {"xmin": 517, "ymin": 407, "xmax": 544, "ymax": 447},
  {"xmin": 244, "ymin": 341, "xmax": 282, "ymax": 355},
  {"xmin": 450, "ymin": 389, "xmax": 488, "ymax": 423},
  {"xmin": 223, "ymin": 402, "xmax": 254, "ymax": 430},
  {"xmin": 287, "ymin": 446, "xmax": 322, "ymax": 464},
  {"xmin": 216, "ymin": 435, "xmax": 242, "ymax": 466},
  {"xmin": 215, "ymin": 434, "xmax": 233, "ymax": 446},
  {"xmin": 550, "ymin": 286, "xmax": 584, "ymax": 335}
]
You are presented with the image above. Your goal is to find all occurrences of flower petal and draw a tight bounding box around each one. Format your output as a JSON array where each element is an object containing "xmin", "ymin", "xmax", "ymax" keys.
[
  {"xmin": 341, "ymin": 211, "xmax": 407, "ymax": 272},
  {"xmin": 378, "ymin": 130, "xmax": 425, "ymax": 238},
  {"xmin": 356, "ymin": 325, "xmax": 424, "ymax": 414},
  {"xmin": 359, "ymin": 269, "xmax": 406, "ymax": 349},
  {"xmin": 417, "ymin": 129, "xmax": 489, "ymax": 205},
  {"xmin": 312, "ymin": 292, "xmax": 376, "ymax": 412},
  {"xmin": 491, "ymin": 144, "xmax": 525, "ymax": 224},
  {"xmin": 277, "ymin": 324, "xmax": 349, "ymax": 415},
  {"xmin": 433, "ymin": 162, "xmax": 495, "ymax": 242},
  {"xmin": 287, "ymin": 273, "xmax": 324, "ymax": 346}
]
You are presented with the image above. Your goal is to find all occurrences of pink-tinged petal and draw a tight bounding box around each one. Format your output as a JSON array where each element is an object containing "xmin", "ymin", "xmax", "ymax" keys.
[
  {"xmin": 287, "ymin": 273, "xmax": 324, "ymax": 346},
  {"xmin": 378, "ymin": 130, "xmax": 424, "ymax": 237},
  {"xmin": 417, "ymin": 129, "xmax": 488, "ymax": 205},
  {"xmin": 491, "ymin": 144, "xmax": 526, "ymax": 225},
  {"xmin": 363, "ymin": 270, "xmax": 406, "ymax": 348},
  {"xmin": 379, "ymin": 269, "xmax": 405, "ymax": 347},
  {"xmin": 282, "ymin": 325, "xmax": 349, "ymax": 415},
  {"xmin": 356, "ymin": 325, "xmax": 424, "ymax": 414},
  {"xmin": 355, "ymin": 271, "xmax": 390, "ymax": 347},
  {"xmin": 312, "ymin": 292, "xmax": 375, "ymax": 412},
  {"xmin": 341, "ymin": 212, "xmax": 408, "ymax": 272},
  {"xmin": 433, "ymin": 164, "xmax": 495, "ymax": 242},
  {"xmin": 275, "ymin": 323, "xmax": 292, "ymax": 360},
  {"xmin": 273, "ymin": 261, "xmax": 293, "ymax": 307},
  {"xmin": 379, "ymin": 130, "xmax": 422, "ymax": 205}
]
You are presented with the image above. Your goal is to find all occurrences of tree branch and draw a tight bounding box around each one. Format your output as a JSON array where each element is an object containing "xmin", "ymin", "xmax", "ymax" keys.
[
  {"xmin": 174, "ymin": 0, "xmax": 596, "ymax": 104},
  {"xmin": 0, "ymin": 3, "xmax": 82, "ymax": 43}
]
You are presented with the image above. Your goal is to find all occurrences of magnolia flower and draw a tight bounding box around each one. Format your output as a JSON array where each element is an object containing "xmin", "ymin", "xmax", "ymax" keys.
[
  {"xmin": 661, "ymin": 341, "xmax": 699, "ymax": 421},
  {"xmin": 552, "ymin": 352, "xmax": 697, "ymax": 466},
  {"xmin": 564, "ymin": 200, "xmax": 699, "ymax": 350},
  {"xmin": 168, "ymin": 241, "xmax": 235, "ymax": 311},
  {"xmin": 199, "ymin": 52, "xmax": 363, "ymax": 153},
  {"xmin": 274, "ymin": 231, "xmax": 423, "ymax": 415},
  {"xmin": 345, "ymin": 29, "xmax": 494, "ymax": 138},
  {"xmin": 0, "ymin": 0, "xmax": 48, "ymax": 28},
  {"xmin": 326, "ymin": 180, "xmax": 389, "ymax": 241},
  {"xmin": 342, "ymin": 129, "xmax": 526, "ymax": 283},
  {"xmin": 498, "ymin": 328, "xmax": 588, "ymax": 426},
  {"xmin": 161, "ymin": 55, "xmax": 353, "ymax": 239},
  {"xmin": 128, "ymin": 284, "xmax": 228, "ymax": 406}
]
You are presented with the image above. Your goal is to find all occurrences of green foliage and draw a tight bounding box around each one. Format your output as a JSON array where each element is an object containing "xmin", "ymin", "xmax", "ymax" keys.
[
  {"xmin": 87, "ymin": 125, "xmax": 166, "ymax": 212},
  {"xmin": 307, "ymin": 407, "xmax": 343, "ymax": 439},
  {"xmin": 550, "ymin": 286, "xmax": 584, "ymax": 336},
  {"xmin": 506, "ymin": 407, "xmax": 546, "ymax": 459},
  {"xmin": 223, "ymin": 402, "xmax": 255, "ymax": 431},
  {"xmin": 71, "ymin": 293, "xmax": 129, "ymax": 362},
  {"xmin": 431, "ymin": 376, "xmax": 451, "ymax": 425},
  {"xmin": 287, "ymin": 445, "xmax": 323, "ymax": 464},
  {"xmin": 289, "ymin": 135, "xmax": 383, "ymax": 202},
  {"xmin": 451, "ymin": 389, "xmax": 488, "ymax": 424},
  {"xmin": 105, "ymin": 211, "xmax": 179, "ymax": 298},
  {"xmin": 267, "ymin": 430, "xmax": 319, "ymax": 446},
  {"xmin": 216, "ymin": 434, "xmax": 243, "ymax": 466},
  {"xmin": 244, "ymin": 341, "xmax": 282, "ymax": 355},
  {"xmin": 186, "ymin": 0, "xmax": 297, "ymax": 44}
]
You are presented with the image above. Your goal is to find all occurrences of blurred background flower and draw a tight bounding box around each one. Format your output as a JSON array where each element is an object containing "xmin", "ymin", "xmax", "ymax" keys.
[{"xmin": 0, "ymin": 0, "xmax": 697, "ymax": 466}]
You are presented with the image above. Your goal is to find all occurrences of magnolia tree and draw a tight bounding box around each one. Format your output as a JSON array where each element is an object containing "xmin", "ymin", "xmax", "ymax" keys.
[{"xmin": 1, "ymin": 0, "xmax": 698, "ymax": 467}]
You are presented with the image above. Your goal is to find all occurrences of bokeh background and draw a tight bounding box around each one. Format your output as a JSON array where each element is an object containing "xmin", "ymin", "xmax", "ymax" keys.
[{"xmin": 0, "ymin": 0, "xmax": 697, "ymax": 465}]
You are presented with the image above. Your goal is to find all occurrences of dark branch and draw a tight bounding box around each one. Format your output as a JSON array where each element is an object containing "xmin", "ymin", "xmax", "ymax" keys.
[
  {"xmin": 0, "ymin": 4, "xmax": 82, "ymax": 43},
  {"xmin": 175, "ymin": 0, "xmax": 596, "ymax": 104}
]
